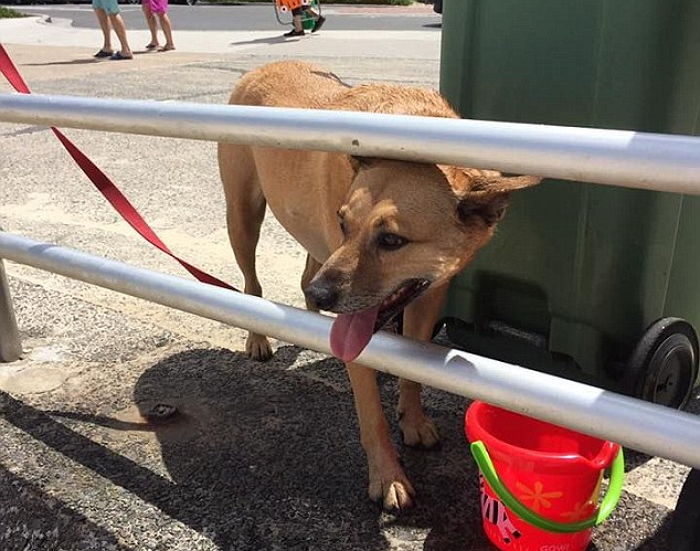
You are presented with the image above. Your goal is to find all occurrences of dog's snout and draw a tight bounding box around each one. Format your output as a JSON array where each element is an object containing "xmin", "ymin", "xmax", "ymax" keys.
[{"xmin": 304, "ymin": 280, "xmax": 339, "ymax": 311}]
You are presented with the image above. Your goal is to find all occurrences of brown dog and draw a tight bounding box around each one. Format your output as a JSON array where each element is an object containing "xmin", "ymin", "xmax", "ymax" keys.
[{"xmin": 218, "ymin": 61, "xmax": 539, "ymax": 510}]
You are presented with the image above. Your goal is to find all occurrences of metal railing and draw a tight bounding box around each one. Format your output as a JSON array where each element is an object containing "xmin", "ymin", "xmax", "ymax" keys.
[
  {"xmin": 1, "ymin": 93, "xmax": 700, "ymax": 193},
  {"xmin": 1, "ymin": 92, "xmax": 700, "ymax": 469},
  {"xmin": 1, "ymin": 231, "xmax": 700, "ymax": 469},
  {"xmin": 0, "ymin": 254, "xmax": 21, "ymax": 363}
]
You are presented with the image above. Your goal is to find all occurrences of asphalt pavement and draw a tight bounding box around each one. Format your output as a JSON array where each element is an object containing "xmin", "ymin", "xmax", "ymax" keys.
[
  {"xmin": 0, "ymin": 3, "xmax": 441, "ymax": 59},
  {"xmin": 12, "ymin": 2, "xmax": 443, "ymax": 31},
  {"xmin": 0, "ymin": 6, "xmax": 698, "ymax": 551}
]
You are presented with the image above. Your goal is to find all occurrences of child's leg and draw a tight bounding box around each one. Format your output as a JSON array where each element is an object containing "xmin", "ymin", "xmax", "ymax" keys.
[
  {"xmin": 291, "ymin": 7, "xmax": 303, "ymax": 32},
  {"xmin": 142, "ymin": 2, "xmax": 159, "ymax": 47},
  {"xmin": 157, "ymin": 13, "xmax": 175, "ymax": 49},
  {"xmin": 108, "ymin": 13, "xmax": 133, "ymax": 57},
  {"xmin": 283, "ymin": 6, "xmax": 304, "ymax": 36},
  {"xmin": 93, "ymin": 7, "xmax": 113, "ymax": 52},
  {"xmin": 309, "ymin": 6, "xmax": 325, "ymax": 33}
]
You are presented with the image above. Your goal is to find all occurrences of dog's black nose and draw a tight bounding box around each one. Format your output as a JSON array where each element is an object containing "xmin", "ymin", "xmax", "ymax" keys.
[{"xmin": 304, "ymin": 280, "xmax": 339, "ymax": 311}]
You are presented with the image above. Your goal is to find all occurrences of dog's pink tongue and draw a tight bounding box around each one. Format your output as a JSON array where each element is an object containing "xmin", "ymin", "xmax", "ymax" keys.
[{"xmin": 330, "ymin": 306, "xmax": 380, "ymax": 362}]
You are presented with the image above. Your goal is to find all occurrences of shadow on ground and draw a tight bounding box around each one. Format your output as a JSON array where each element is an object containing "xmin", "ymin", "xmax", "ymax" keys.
[
  {"xmin": 0, "ymin": 344, "xmax": 682, "ymax": 550},
  {"xmin": 0, "ymin": 346, "xmax": 490, "ymax": 550},
  {"xmin": 0, "ymin": 464, "xmax": 136, "ymax": 551},
  {"xmin": 22, "ymin": 51, "xmax": 155, "ymax": 67},
  {"xmin": 229, "ymin": 35, "xmax": 308, "ymax": 47},
  {"xmin": 22, "ymin": 58, "xmax": 107, "ymax": 67},
  {"xmin": 127, "ymin": 347, "xmax": 492, "ymax": 550}
]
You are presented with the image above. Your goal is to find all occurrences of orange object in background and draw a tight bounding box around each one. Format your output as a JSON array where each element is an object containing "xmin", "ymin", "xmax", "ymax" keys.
[{"xmin": 275, "ymin": 0, "xmax": 310, "ymax": 13}]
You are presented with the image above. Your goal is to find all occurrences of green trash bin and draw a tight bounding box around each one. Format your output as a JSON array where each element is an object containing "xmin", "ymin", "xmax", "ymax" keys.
[{"xmin": 439, "ymin": 0, "xmax": 700, "ymax": 408}]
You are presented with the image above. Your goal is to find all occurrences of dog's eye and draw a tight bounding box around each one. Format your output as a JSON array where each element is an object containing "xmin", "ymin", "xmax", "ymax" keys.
[{"xmin": 377, "ymin": 232, "xmax": 408, "ymax": 251}]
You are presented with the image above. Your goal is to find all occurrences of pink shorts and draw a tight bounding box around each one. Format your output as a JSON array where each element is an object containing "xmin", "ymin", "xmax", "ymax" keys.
[{"xmin": 143, "ymin": 0, "xmax": 168, "ymax": 14}]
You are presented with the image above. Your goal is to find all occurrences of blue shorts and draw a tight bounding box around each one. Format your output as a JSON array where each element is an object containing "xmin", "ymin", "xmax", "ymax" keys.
[{"xmin": 92, "ymin": 0, "xmax": 120, "ymax": 15}]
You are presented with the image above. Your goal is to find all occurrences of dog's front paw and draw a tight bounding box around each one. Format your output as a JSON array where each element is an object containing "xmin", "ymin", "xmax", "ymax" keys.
[
  {"xmin": 368, "ymin": 462, "xmax": 415, "ymax": 511},
  {"xmin": 399, "ymin": 413, "xmax": 440, "ymax": 449},
  {"xmin": 245, "ymin": 333, "xmax": 272, "ymax": 361}
]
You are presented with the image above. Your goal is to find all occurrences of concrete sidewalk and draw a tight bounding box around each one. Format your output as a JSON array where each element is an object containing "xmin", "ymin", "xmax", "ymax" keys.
[
  {"xmin": 0, "ymin": 28, "xmax": 697, "ymax": 551},
  {"xmin": 0, "ymin": 13, "xmax": 440, "ymax": 60}
]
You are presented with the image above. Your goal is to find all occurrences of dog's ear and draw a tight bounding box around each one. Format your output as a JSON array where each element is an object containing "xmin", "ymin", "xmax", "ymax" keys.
[
  {"xmin": 457, "ymin": 192, "xmax": 511, "ymax": 226},
  {"xmin": 470, "ymin": 173, "xmax": 542, "ymax": 193},
  {"xmin": 457, "ymin": 173, "xmax": 541, "ymax": 226}
]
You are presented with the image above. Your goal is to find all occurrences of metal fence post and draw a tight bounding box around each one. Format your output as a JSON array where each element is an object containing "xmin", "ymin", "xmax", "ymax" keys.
[{"xmin": 0, "ymin": 256, "xmax": 21, "ymax": 362}]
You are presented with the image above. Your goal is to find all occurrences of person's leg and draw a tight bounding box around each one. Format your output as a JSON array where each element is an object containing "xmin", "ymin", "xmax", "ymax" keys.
[
  {"xmin": 293, "ymin": 13, "xmax": 303, "ymax": 32},
  {"xmin": 102, "ymin": 0, "xmax": 132, "ymax": 58},
  {"xmin": 109, "ymin": 14, "xmax": 133, "ymax": 58},
  {"xmin": 306, "ymin": 4, "xmax": 326, "ymax": 33},
  {"xmin": 284, "ymin": 7, "xmax": 304, "ymax": 36},
  {"xmin": 142, "ymin": 1, "xmax": 159, "ymax": 48},
  {"xmin": 312, "ymin": 9, "xmax": 325, "ymax": 33},
  {"xmin": 156, "ymin": 13, "xmax": 175, "ymax": 50},
  {"xmin": 93, "ymin": 6, "xmax": 113, "ymax": 54}
]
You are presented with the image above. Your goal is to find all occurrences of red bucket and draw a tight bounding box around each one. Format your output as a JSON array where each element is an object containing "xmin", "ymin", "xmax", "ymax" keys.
[{"xmin": 465, "ymin": 401, "xmax": 624, "ymax": 551}]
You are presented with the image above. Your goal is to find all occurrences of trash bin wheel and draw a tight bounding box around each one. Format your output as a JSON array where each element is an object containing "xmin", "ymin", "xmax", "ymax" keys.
[
  {"xmin": 431, "ymin": 318, "xmax": 446, "ymax": 340},
  {"xmin": 670, "ymin": 469, "xmax": 700, "ymax": 550},
  {"xmin": 623, "ymin": 318, "xmax": 698, "ymax": 409}
]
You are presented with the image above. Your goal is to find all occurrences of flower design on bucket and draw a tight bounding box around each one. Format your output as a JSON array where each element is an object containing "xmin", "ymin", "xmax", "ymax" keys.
[
  {"xmin": 561, "ymin": 472, "xmax": 603, "ymax": 521},
  {"xmin": 515, "ymin": 481, "xmax": 563, "ymax": 512},
  {"xmin": 560, "ymin": 501, "xmax": 593, "ymax": 522}
]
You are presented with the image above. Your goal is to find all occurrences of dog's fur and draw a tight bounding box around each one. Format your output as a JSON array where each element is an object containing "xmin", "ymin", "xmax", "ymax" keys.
[{"xmin": 218, "ymin": 61, "xmax": 539, "ymax": 510}]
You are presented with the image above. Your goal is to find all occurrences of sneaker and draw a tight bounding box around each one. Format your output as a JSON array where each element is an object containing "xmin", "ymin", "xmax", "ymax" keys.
[
  {"xmin": 312, "ymin": 15, "xmax": 326, "ymax": 33},
  {"xmin": 283, "ymin": 28, "xmax": 305, "ymax": 37}
]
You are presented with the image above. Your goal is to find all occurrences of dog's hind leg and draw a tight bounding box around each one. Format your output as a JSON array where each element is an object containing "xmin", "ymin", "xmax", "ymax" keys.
[
  {"xmin": 301, "ymin": 254, "xmax": 322, "ymax": 311},
  {"xmin": 220, "ymin": 143, "xmax": 272, "ymax": 361},
  {"xmin": 397, "ymin": 283, "xmax": 449, "ymax": 448}
]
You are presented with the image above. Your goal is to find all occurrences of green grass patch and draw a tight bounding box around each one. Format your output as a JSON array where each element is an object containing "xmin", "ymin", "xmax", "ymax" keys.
[{"xmin": 0, "ymin": 6, "xmax": 28, "ymax": 18}]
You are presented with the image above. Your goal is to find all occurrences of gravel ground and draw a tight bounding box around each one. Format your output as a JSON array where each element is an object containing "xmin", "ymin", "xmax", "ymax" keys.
[{"xmin": 0, "ymin": 42, "xmax": 698, "ymax": 551}]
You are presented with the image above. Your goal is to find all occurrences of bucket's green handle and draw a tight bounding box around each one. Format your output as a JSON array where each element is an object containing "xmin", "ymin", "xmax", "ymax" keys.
[{"xmin": 470, "ymin": 441, "xmax": 624, "ymax": 534}]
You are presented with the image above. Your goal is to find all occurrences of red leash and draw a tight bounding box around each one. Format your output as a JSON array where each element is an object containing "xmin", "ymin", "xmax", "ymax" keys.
[{"xmin": 0, "ymin": 44, "xmax": 237, "ymax": 291}]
